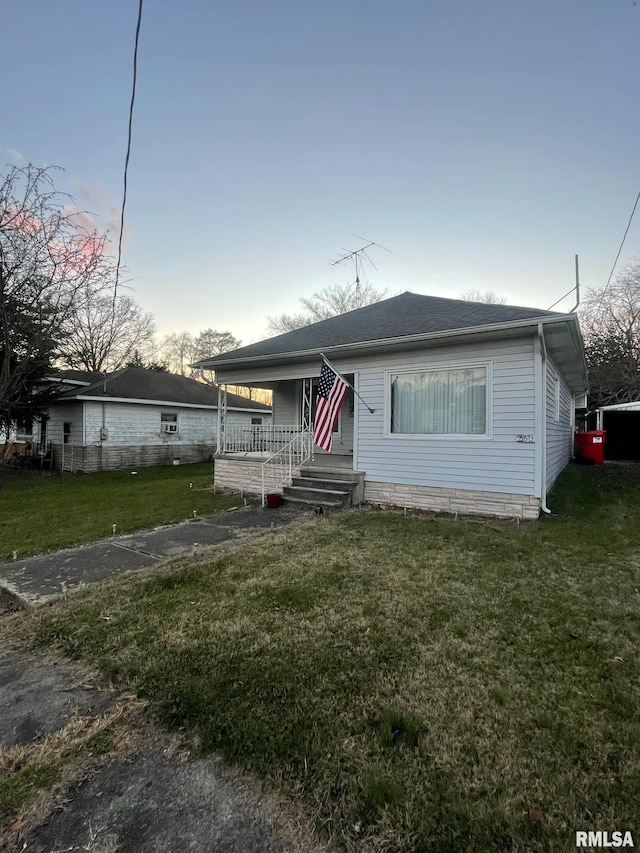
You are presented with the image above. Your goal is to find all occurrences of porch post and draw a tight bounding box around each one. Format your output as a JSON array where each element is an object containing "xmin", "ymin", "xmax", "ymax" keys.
[
  {"xmin": 301, "ymin": 377, "xmax": 312, "ymax": 432},
  {"xmin": 217, "ymin": 385, "xmax": 227, "ymax": 454}
]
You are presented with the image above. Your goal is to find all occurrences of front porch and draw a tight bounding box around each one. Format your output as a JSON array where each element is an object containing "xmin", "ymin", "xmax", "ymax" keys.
[
  {"xmin": 214, "ymin": 452, "xmax": 363, "ymax": 509},
  {"xmin": 214, "ymin": 377, "xmax": 357, "ymax": 506},
  {"xmin": 214, "ymin": 422, "xmax": 357, "ymax": 504}
]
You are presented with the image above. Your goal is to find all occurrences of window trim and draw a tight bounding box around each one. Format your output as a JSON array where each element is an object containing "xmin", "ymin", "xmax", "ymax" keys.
[
  {"xmin": 160, "ymin": 412, "xmax": 179, "ymax": 434},
  {"xmin": 384, "ymin": 360, "xmax": 493, "ymax": 440}
]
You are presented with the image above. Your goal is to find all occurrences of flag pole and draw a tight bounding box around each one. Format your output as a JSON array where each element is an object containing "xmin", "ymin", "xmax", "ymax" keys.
[{"xmin": 320, "ymin": 353, "xmax": 376, "ymax": 414}]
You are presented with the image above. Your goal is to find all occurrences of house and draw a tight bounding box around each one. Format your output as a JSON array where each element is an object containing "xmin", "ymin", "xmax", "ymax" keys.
[
  {"xmin": 194, "ymin": 292, "xmax": 588, "ymax": 519},
  {"xmin": 27, "ymin": 367, "xmax": 271, "ymax": 472}
]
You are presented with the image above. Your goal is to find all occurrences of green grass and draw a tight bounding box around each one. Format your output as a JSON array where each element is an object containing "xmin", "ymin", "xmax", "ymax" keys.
[
  {"xmin": 0, "ymin": 463, "xmax": 242, "ymax": 559},
  {"xmin": 0, "ymin": 763, "xmax": 59, "ymax": 826},
  {"xmin": 23, "ymin": 462, "xmax": 640, "ymax": 851}
]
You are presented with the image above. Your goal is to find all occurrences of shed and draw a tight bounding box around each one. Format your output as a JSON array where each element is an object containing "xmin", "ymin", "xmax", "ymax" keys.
[{"xmin": 596, "ymin": 402, "xmax": 640, "ymax": 460}]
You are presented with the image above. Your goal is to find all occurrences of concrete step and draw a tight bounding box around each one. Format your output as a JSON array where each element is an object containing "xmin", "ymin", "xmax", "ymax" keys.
[
  {"xmin": 291, "ymin": 475, "xmax": 355, "ymax": 491},
  {"xmin": 281, "ymin": 495, "xmax": 346, "ymax": 510},
  {"xmin": 299, "ymin": 466, "xmax": 361, "ymax": 482},
  {"xmin": 298, "ymin": 467, "xmax": 365, "ymax": 507},
  {"xmin": 282, "ymin": 484, "xmax": 352, "ymax": 508}
]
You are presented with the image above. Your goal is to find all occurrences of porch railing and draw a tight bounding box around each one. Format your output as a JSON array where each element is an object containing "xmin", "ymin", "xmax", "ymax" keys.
[
  {"xmin": 261, "ymin": 429, "xmax": 313, "ymax": 506},
  {"xmin": 220, "ymin": 424, "xmax": 303, "ymax": 455}
]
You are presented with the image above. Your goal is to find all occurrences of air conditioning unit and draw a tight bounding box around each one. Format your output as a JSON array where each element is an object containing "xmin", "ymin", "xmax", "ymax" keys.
[{"xmin": 162, "ymin": 423, "xmax": 178, "ymax": 433}]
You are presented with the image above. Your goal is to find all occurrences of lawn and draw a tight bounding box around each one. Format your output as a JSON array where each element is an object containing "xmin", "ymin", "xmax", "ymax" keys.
[
  {"xmin": 0, "ymin": 463, "xmax": 242, "ymax": 560},
  {"xmin": 12, "ymin": 463, "xmax": 640, "ymax": 851}
]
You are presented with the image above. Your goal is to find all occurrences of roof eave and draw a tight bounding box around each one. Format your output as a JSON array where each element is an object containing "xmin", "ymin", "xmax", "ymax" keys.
[{"xmin": 197, "ymin": 314, "xmax": 579, "ymax": 371}]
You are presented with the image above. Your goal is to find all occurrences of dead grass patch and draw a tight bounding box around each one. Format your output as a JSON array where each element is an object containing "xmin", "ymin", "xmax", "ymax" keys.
[{"xmin": 0, "ymin": 695, "xmax": 146, "ymax": 847}]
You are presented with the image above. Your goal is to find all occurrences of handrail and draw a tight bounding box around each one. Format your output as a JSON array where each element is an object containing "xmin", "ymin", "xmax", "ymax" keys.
[
  {"xmin": 221, "ymin": 424, "xmax": 301, "ymax": 455},
  {"xmin": 261, "ymin": 429, "xmax": 313, "ymax": 506}
]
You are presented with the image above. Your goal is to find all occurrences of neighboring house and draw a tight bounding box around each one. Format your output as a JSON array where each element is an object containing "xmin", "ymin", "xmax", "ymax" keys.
[
  {"xmin": 194, "ymin": 292, "xmax": 588, "ymax": 519},
  {"xmin": 26, "ymin": 367, "xmax": 271, "ymax": 473},
  {"xmin": 595, "ymin": 401, "xmax": 640, "ymax": 460}
]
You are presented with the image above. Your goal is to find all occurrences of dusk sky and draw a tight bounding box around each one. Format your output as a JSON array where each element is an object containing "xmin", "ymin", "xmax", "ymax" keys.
[{"xmin": 4, "ymin": 1, "xmax": 639, "ymax": 347}]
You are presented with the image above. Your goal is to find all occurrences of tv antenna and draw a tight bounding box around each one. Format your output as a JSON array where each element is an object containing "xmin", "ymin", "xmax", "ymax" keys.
[{"xmin": 330, "ymin": 235, "xmax": 391, "ymax": 307}]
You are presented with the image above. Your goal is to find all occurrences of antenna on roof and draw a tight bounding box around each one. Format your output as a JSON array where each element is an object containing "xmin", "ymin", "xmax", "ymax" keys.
[
  {"xmin": 330, "ymin": 235, "xmax": 391, "ymax": 308},
  {"xmin": 546, "ymin": 254, "xmax": 581, "ymax": 312}
]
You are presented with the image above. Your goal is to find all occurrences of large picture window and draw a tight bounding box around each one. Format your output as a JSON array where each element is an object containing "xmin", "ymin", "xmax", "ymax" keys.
[{"xmin": 390, "ymin": 366, "xmax": 488, "ymax": 435}]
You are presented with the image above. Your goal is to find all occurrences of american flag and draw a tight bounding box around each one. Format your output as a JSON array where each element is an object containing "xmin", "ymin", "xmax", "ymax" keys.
[{"xmin": 314, "ymin": 359, "xmax": 349, "ymax": 452}]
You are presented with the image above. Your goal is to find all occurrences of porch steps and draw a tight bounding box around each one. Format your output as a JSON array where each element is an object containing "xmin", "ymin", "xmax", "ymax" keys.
[{"xmin": 282, "ymin": 467, "xmax": 364, "ymax": 510}]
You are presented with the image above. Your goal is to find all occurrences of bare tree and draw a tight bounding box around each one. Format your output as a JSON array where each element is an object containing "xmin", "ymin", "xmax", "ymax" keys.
[
  {"xmin": 267, "ymin": 282, "xmax": 388, "ymax": 334},
  {"xmin": 0, "ymin": 164, "xmax": 115, "ymax": 434},
  {"xmin": 461, "ymin": 289, "xmax": 507, "ymax": 305},
  {"xmin": 580, "ymin": 262, "xmax": 640, "ymax": 407},
  {"xmin": 193, "ymin": 329, "xmax": 241, "ymax": 360},
  {"xmin": 158, "ymin": 329, "xmax": 241, "ymax": 377},
  {"xmin": 60, "ymin": 290, "xmax": 156, "ymax": 373},
  {"xmin": 159, "ymin": 332, "xmax": 198, "ymax": 376}
]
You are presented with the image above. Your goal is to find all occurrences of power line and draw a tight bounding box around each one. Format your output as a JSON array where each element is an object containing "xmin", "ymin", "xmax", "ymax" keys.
[
  {"xmin": 604, "ymin": 187, "xmax": 640, "ymax": 292},
  {"xmin": 114, "ymin": 0, "xmax": 144, "ymax": 298}
]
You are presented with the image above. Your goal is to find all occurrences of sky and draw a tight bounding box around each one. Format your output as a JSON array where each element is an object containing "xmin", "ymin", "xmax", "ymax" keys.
[{"xmin": 3, "ymin": 0, "xmax": 640, "ymax": 347}]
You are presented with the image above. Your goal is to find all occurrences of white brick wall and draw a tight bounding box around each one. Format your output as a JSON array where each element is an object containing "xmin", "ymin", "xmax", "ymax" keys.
[
  {"xmin": 364, "ymin": 480, "xmax": 540, "ymax": 519},
  {"xmin": 214, "ymin": 457, "xmax": 264, "ymax": 495}
]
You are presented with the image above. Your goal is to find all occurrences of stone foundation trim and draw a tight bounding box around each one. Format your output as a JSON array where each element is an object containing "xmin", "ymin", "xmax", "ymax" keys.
[{"xmin": 364, "ymin": 480, "xmax": 540, "ymax": 519}]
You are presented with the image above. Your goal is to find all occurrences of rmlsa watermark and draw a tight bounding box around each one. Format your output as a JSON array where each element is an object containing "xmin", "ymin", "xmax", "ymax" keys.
[{"xmin": 576, "ymin": 831, "xmax": 634, "ymax": 848}]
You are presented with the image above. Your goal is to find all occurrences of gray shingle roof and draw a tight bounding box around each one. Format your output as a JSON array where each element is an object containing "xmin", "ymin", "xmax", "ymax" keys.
[
  {"xmin": 49, "ymin": 369, "xmax": 105, "ymax": 385},
  {"xmin": 57, "ymin": 367, "xmax": 270, "ymax": 411},
  {"xmin": 194, "ymin": 291, "xmax": 562, "ymax": 365}
]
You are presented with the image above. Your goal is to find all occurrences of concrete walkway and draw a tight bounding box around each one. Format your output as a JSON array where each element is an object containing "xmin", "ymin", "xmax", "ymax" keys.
[
  {"xmin": 0, "ymin": 507, "xmax": 319, "ymax": 853},
  {"xmin": 0, "ymin": 505, "xmax": 301, "ymax": 607}
]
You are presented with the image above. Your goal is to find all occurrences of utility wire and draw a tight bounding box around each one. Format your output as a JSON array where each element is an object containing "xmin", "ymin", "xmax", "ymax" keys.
[
  {"xmin": 114, "ymin": 0, "xmax": 144, "ymax": 300},
  {"xmin": 547, "ymin": 187, "xmax": 640, "ymax": 310},
  {"xmin": 604, "ymin": 187, "xmax": 640, "ymax": 292}
]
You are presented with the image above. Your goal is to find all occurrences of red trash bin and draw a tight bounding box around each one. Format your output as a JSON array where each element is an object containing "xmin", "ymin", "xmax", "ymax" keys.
[{"xmin": 575, "ymin": 430, "xmax": 606, "ymax": 465}]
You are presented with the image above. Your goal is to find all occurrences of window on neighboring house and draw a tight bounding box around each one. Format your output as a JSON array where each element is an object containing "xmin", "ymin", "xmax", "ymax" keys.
[
  {"xmin": 161, "ymin": 412, "xmax": 179, "ymax": 433},
  {"xmin": 63, "ymin": 422, "xmax": 72, "ymax": 444},
  {"xmin": 251, "ymin": 417, "xmax": 263, "ymax": 426},
  {"xmin": 16, "ymin": 415, "xmax": 33, "ymax": 440},
  {"xmin": 390, "ymin": 365, "xmax": 488, "ymax": 435}
]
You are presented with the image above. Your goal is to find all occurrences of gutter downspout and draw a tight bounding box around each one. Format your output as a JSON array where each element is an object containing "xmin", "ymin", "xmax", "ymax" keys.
[{"xmin": 537, "ymin": 323, "xmax": 551, "ymax": 514}]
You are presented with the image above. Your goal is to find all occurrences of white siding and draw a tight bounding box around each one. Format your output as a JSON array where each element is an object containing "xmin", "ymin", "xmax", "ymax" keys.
[
  {"xmin": 352, "ymin": 338, "xmax": 537, "ymax": 495},
  {"xmin": 271, "ymin": 381, "xmax": 299, "ymax": 424},
  {"xmin": 84, "ymin": 402, "xmax": 218, "ymax": 446},
  {"xmin": 48, "ymin": 402, "xmax": 84, "ymax": 447},
  {"xmin": 225, "ymin": 339, "xmax": 538, "ymax": 494},
  {"xmin": 545, "ymin": 357, "xmax": 573, "ymax": 489},
  {"xmin": 47, "ymin": 402, "xmax": 85, "ymax": 471},
  {"xmin": 46, "ymin": 400, "xmax": 269, "ymax": 472},
  {"xmin": 272, "ymin": 381, "xmax": 354, "ymax": 455}
]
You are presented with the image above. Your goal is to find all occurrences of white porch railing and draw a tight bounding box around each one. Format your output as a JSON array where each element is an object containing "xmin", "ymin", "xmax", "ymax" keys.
[
  {"xmin": 221, "ymin": 424, "xmax": 303, "ymax": 455},
  {"xmin": 261, "ymin": 429, "xmax": 313, "ymax": 506}
]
